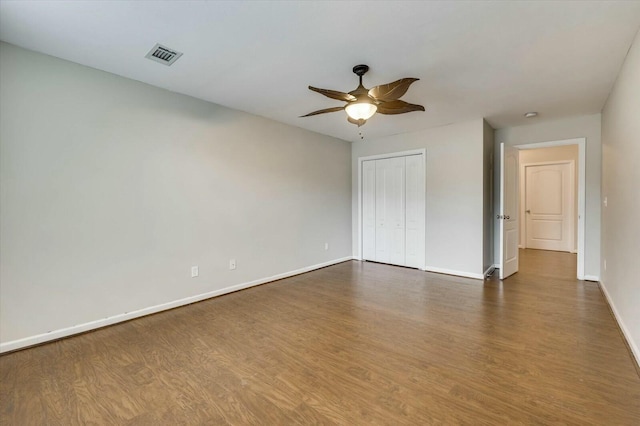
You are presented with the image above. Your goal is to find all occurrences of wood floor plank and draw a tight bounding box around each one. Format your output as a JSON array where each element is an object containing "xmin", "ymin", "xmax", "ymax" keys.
[{"xmin": 1, "ymin": 249, "xmax": 639, "ymax": 424}]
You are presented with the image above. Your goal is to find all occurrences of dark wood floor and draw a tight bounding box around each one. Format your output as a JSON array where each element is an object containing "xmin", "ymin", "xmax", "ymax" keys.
[{"xmin": 1, "ymin": 249, "xmax": 639, "ymax": 425}]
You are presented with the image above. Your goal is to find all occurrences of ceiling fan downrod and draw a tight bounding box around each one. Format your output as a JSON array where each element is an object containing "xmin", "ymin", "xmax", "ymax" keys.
[{"xmin": 352, "ymin": 64, "xmax": 369, "ymax": 87}]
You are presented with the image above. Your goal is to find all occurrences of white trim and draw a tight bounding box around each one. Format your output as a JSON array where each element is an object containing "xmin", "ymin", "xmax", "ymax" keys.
[
  {"xmin": 599, "ymin": 280, "xmax": 640, "ymax": 368},
  {"xmin": 0, "ymin": 256, "xmax": 354, "ymax": 354},
  {"xmin": 356, "ymin": 149, "xmax": 427, "ymax": 267},
  {"xmin": 570, "ymin": 249, "xmax": 578, "ymax": 254},
  {"xmin": 514, "ymin": 138, "xmax": 586, "ymax": 280},
  {"xmin": 582, "ymin": 275, "xmax": 599, "ymax": 282},
  {"xmin": 424, "ymin": 265, "xmax": 484, "ymax": 280},
  {"xmin": 519, "ymin": 159, "xmax": 576, "ymax": 253},
  {"xmin": 357, "ymin": 149, "xmax": 426, "ymax": 162}
]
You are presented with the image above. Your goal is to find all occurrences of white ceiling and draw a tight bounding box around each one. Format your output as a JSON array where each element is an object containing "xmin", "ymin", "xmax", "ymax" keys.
[{"xmin": 1, "ymin": 1, "xmax": 639, "ymax": 142}]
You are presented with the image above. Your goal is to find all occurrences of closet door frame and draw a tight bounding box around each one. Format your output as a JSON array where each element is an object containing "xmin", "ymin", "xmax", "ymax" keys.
[{"xmin": 357, "ymin": 149, "xmax": 426, "ymax": 269}]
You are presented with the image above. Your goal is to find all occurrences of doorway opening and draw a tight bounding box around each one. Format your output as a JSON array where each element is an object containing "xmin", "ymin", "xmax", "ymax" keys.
[
  {"xmin": 499, "ymin": 138, "xmax": 586, "ymax": 280},
  {"xmin": 519, "ymin": 145, "xmax": 578, "ymax": 254}
]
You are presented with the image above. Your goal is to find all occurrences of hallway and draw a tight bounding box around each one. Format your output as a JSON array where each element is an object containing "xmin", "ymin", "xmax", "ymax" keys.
[{"xmin": 516, "ymin": 247, "xmax": 578, "ymax": 281}]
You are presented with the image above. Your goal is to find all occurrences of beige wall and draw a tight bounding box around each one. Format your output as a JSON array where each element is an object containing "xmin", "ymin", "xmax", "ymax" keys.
[
  {"xmin": 519, "ymin": 145, "xmax": 579, "ymax": 251},
  {"xmin": 0, "ymin": 43, "xmax": 353, "ymax": 346},
  {"xmin": 601, "ymin": 30, "xmax": 640, "ymax": 363},
  {"xmin": 494, "ymin": 114, "xmax": 601, "ymax": 278},
  {"xmin": 352, "ymin": 119, "xmax": 486, "ymax": 277}
]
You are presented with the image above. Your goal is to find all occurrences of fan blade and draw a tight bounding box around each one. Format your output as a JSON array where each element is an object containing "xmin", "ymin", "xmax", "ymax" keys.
[
  {"xmin": 376, "ymin": 100, "xmax": 425, "ymax": 115},
  {"xmin": 347, "ymin": 116, "xmax": 367, "ymax": 127},
  {"xmin": 309, "ymin": 86, "xmax": 356, "ymax": 102},
  {"xmin": 368, "ymin": 78, "xmax": 419, "ymax": 101},
  {"xmin": 300, "ymin": 106, "xmax": 345, "ymax": 117}
]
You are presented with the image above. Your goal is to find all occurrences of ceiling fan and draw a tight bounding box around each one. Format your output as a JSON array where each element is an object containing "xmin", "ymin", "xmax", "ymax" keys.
[{"xmin": 301, "ymin": 64, "xmax": 424, "ymax": 127}]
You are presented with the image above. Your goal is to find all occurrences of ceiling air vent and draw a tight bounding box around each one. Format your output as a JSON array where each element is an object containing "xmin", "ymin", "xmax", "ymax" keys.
[{"xmin": 145, "ymin": 43, "xmax": 183, "ymax": 66}]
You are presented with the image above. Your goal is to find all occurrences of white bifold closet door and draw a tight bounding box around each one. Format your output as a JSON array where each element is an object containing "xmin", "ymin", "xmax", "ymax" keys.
[
  {"xmin": 362, "ymin": 154, "xmax": 424, "ymax": 268},
  {"xmin": 404, "ymin": 155, "xmax": 425, "ymax": 268}
]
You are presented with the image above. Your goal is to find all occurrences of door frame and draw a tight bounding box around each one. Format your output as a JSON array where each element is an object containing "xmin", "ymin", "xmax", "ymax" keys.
[
  {"xmin": 514, "ymin": 138, "xmax": 586, "ymax": 279},
  {"xmin": 520, "ymin": 160, "xmax": 576, "ymax": 253},
  {"xmin": 356, "ymin": 149, "xmax": 427, "ymax": 269}
]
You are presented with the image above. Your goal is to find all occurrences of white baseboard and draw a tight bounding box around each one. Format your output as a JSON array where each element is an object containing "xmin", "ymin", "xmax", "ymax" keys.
[
  {"xmin": 0, "ymin": 256, "xmax": 354, "ymax": 354},
  {"xmin": 424, "ymin": 265, "xmax": 484, "ymax": 280},
  {"xmin": 599, "ymin": 280, "xmax": 640, "ymax": 369},
  {"xmin": 582, "ymin": 275, "xmax": 599, "ymax": 282}
]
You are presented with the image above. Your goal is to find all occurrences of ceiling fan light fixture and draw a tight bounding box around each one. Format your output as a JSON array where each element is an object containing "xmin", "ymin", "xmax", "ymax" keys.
[
  {"xmin": 302, "ymin": 64, "xmax": 423, "ymax": 126},
  {"xmin": 345, "ymin": 101, "xmax": 377, "ymax": 120}
]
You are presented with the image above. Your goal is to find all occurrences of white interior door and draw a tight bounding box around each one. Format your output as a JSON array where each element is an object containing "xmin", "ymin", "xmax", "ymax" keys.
[
  {"xmin": 375, "ymin": 159, "xmax": 391, "ymax": 263},
  {"xmin": 362, "ymin": 160, "xmax": 376, "ymax": 261},
  {"xmin": 375, "ymin": 157, "xmax": 405, "ymax": 265},
  {"xmin": 499, "ymin": 143, "xmax": 519, "ymax": 279},
  {"xmin": 405, "ymin": 155, "xmax": 425, "ymax": 268},
  {"xmin": 387, "ymin": 157, "xmax": 406, "ymax": 266},
  {"xmin": 525, "ymin": 163, "xmax": 573, "ymax": 252}
]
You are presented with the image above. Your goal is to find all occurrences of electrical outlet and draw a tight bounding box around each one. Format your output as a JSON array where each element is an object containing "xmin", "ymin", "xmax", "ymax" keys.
[
  {"xmin": 604, "ymin": 260, "xmax": 607, "ymax": 271},
  {"xmin": 191, "ymin": 266, "xmax": 199, "ymax": 278},
  {"xmin": 229, "ymin": 259, "xmax": 236, "ymax": 270},
  {"xmin": 604, "ymin": 197, "xmax": 608, "ymax": 207},
  {"xmin": 324, "ymin": 242, "xmax": 329, "ymax": 250}
]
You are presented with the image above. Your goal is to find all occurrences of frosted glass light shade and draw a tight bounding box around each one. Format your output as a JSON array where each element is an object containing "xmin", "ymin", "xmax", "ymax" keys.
[{"xmin": 345, "ymin": 102, "xmax": 377, "ymax": 120}]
